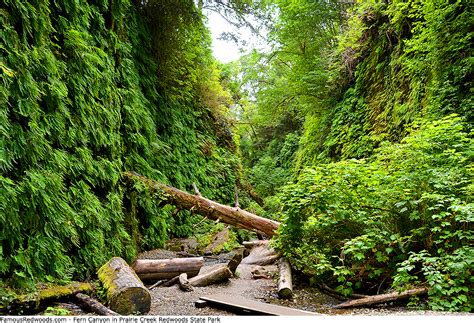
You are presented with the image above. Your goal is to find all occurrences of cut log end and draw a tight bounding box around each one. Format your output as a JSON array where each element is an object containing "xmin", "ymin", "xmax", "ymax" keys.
[
  {"xmin": 109, "ymin": 287, "xmax": 151, "ymax": 314},
  {"xmin": 98, "ymin": 257, "xmax": 151, "ymax": 315},
  {"xmin": 278, "ymin": 287, "xmax": 293, "ymax": 299}
]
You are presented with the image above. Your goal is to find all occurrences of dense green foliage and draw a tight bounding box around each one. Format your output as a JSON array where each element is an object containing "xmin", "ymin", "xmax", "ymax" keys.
[
  {"xmin": 234, "ymin": 0, "xmax": 473, "ymax": 312},
  {"xmin": 276, "ymin": 116, "xmax": 473, "ymax": 311},
  {"xmin": 0, "ymin": 0, "xmax": 472, "ymax": 313},
  {"xmin": 298, "ymin": 0, "xmax": 473, "ymax": 164},
  {"xmin": 0, "ymin": 0, "xmax": 239, "ymax": 293}
]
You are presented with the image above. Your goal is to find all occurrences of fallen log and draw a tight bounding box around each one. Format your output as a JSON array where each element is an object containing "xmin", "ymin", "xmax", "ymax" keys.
[
  {"xmin": 237, "ymin": 180, "xmax": 264, "ymax": 207},
  {"xmin": 124, "ymin": 172, "xmax": 280, "ymax": 236},
  {"xmin": 162, "ymin": 276, "xmax": 180, "ymax": 287},
  {"xmin": 243, "ymin": 240, "xmax": 270, "ymax": 248},
  {"xmin": 132, "ymin": 257, "xmax": 203, "ymax": 281},
  {"xmin": 227, "ymin": 249, "xmax": 243, "ymax": 274},
  {"xmin": 189, "ymin": 265, "xmax": 232, "ymax": 287},
  {"xmin": 318, "ymin": 283, "xmax": 367, "ymax": 300},
  {"xmin": 334, "ymin": 287, "xmax": 429, "ymax": 309},
  {"xmin": 97, "ymin": 257, "xmax": 151, "ymax": 315},
  {"xmin": 75, "ymin": 293, "xmax": 118, "ymax": 316},
  {"xmin": 0, "ymin": 282, "xmax": 93, "ymax": 314},
  {"xmin": 241, "ymin": 245, "xmax": 281, "ymax": 265},
  {"xmin": 148, "ymin": 280, "xmax": 165, "ymax": 290},
  {"xmin": 277, "ymin": 258, "xmax": 293, "ymax": 299},
  {"xmin": 178, "ymin": 273, "xmax": 194, "ymax": 292}
]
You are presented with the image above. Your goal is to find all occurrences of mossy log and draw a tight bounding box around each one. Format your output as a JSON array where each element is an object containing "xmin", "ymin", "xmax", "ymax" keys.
[
  {"xmin": 97, "ymin": 257, "xmax": 150, "ymax": 315},
  {"xmin": 188, "ymin": 265, "xmax": 232, "ymax": 287},
  {"xmin": 0, "ymin": 282, "xmax": 93, "ymax": 314},
  {"xmin": 132, "ymin": 257, "xmax": 204, "ymax": 281},
  {"xmin": 334, "ymin": 287, "xmax": 429, "ymax": 309},
  {"xmin": 75, "ymin": 293, "xmax": 118, "ymax": 316},
  {"xmin": 277, "ymin": 258, "xmax": 293, "ymax": 299},
  {"xmin": 124, "ymin": 172, "xmax": 280, "ymax": 236}
]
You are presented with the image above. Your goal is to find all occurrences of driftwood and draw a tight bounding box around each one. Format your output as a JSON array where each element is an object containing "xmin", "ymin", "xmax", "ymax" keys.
[
  {"xmin": 189, "ymin": 265, "xmax": 232, "ymax": 287},
  {"xmin": 178, "ymin": 273, "xmax": 194, "ymax": 292},
  {"xmin": 162, "ymin": 276, "xmax": 180, "ymax": 287},
  {"xmin": 277, "ymin": 258, "xmax": 293, "ymax": 299},
  {"xmin": 75, "ymin": 293, "xmax": 118, "ymax": 316},
  {"xmin": 148, "ymin": 280, "xmax": 165, "ymax": 290},
  {"xmin": 132, "ymin": 257, "xmax": 203, "ymax": 281},
  {"xmin": 124, "ymin": 172, "xmax": 280, "ymax": 236},
  {"xmin": 227, "ymin": 249, "xmax": 244, "ymax": 274},
  {"xmin": 251, "ymin": 266, "xmax": 272, "ymax": 279},
  {"xmin": 241, "ymin": 245, "xmax": 281, "ymax": 265},
  {"xmin": 97, "ymin": 257, "xmax": 150, "ymax": 315},
  {"xmin": 334, "ymin": 287, "xmax": 429, "ymax": 309},
  {"xmin": 0, "ymin": 282, "xmax": 93, "ymax": 313}
]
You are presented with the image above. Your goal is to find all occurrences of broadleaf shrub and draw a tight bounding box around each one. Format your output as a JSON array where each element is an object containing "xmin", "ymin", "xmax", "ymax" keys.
[{"xmin": 275, "ymin": 115, "xmax": 473, "ymax": 311}]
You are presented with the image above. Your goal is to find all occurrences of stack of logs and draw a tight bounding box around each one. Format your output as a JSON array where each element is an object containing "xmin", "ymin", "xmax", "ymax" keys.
[{"xmin": 93, "ymin": 252, "xmax": 242, "ymax": 315}]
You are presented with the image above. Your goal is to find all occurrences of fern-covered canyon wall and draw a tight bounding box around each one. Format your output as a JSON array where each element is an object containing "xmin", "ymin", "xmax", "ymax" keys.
[
  {"xmin": 297, "ymin": 0, "xmax": 473, "ymax": 165},
  {"xmin": 0, "ymin": 0, "xmax": 238, "ymax": 290}
]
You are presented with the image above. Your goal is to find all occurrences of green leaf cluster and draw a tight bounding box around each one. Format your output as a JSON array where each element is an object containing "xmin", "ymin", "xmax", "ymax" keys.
[
  {"xmin": 297, "ymin": 0, "xmax": 473, "ymax": 165},
  {"xmin": 275, "ymin": 115, "xmax": 473, "ymax": 311}
]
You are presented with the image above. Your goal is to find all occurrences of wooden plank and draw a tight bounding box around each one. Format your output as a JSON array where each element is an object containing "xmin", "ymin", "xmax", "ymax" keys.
[{"xmin": 200, "ymin": 294, "xmax": 321, "ymax": 316}]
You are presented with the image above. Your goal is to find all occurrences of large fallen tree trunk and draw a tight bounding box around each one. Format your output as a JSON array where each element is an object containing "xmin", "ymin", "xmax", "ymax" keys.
[
  {"xmin": 75, "ymin": 293, "xmax": 118, "ymax": 316},
  {"xmin": 188, "ymin": 265, "xmax": 233, "ymax": 287},
  {"xmin": 124, "ymin": 172, "xmax": 280, "ymax": 237},
  {"xmin": 334, "ymin": 287, "xmax": 429, "ymax": 309},
  {"xmin": 132, "ymin": 257, "xmax": 203, "ymax": 281},
  {"xmin": 97, "ymin": 257, "xmax": 151, "ymax": 315},
  {"xmin": 277, "ymin": 258, "xmax": 293, "ymax": 299}
]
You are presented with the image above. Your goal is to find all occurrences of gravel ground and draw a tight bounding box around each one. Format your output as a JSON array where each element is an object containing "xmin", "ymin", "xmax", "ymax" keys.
[
  {"xmin": 142, "ymin": 248, "xmax": 472, "ymax": 316},
  {"xmin": 50, "ymin": 247, "xmax": 472, "ymax": 317}
]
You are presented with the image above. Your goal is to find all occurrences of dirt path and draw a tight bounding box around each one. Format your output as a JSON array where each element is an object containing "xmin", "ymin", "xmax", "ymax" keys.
[
  {"xmin": 141, "ymin": 248, "xmax": 465, "ymax": 316},
  {"xmin": 50, "ymin": 247, "xmax": 471, "ymax": 316}
]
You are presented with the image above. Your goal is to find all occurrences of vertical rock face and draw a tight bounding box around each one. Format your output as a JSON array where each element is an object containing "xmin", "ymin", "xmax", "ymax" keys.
[{"xmin": 97, "ymin": 257, "xmax": 151, "ymax": 315}]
